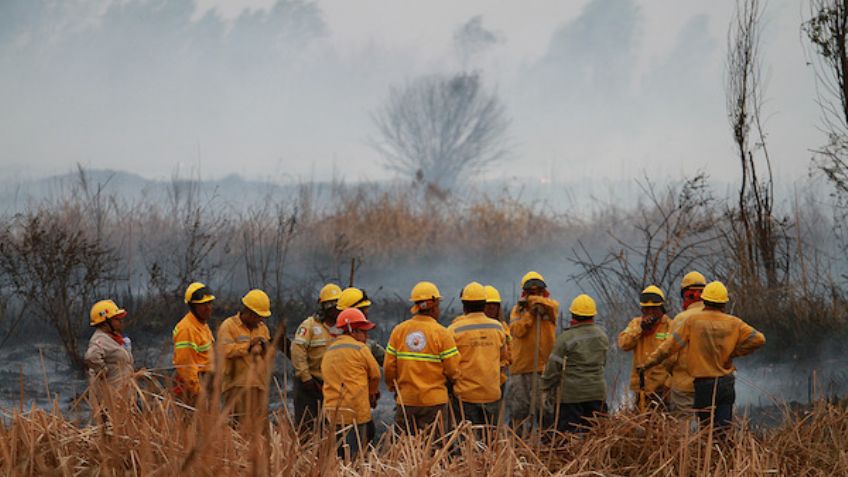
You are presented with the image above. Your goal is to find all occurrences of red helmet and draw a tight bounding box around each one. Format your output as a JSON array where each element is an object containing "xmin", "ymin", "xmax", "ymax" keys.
[{"xmin": 335, "ymin": 308, "xmax": 376, "ymax": 331}]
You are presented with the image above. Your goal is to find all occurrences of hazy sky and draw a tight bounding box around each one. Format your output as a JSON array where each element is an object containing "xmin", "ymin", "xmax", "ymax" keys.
[{"xmin": 0, "ymin": 0, "xmax": 822, "ymax": 184}]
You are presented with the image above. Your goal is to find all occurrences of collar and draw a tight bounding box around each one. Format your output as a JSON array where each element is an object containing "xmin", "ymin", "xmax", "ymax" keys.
[
  {"xmin": 186, "ymin": 311, "xmax": 205, "ymax": 327},
  {"xmin": 335, "ymin": 334, "xmax": 360, "ymax": 345},
  {"xmin": 412, "ymin": 314, "xmax": 437, "ymax": 323},
  {"xmin": 569, "ymin": 319, "xmax": 595, "ymax": 327}
]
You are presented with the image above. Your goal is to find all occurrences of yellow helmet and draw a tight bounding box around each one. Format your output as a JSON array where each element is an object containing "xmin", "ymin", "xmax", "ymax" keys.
[
  {"xmin": 569, "ymin": 294, "xmax": 597, "ymax": 318},
  {"xmin": 242, "ymin": 289, "xmax": 272, "ymax": 318},
  {"xmin": 185, "ymin": 282, "xmax": 215, "ymax": 305},
  {"xmin": 460, "ymin": 281, "xmax": 487, "ymax": 301},
  {"xmin": 319, "ymin": 283, "xmax": 342, "ymax": 303},
  {"xmin": 484, "ymin": 285, "xmax": 501, "ymax": 304},
  {"xmin": 681, "ymin": 271, "xmax": 707, "ymax": 291},
  {"xmin": 701, "ymin": 281, "xmax": 730, "ymax": 304},
  {"xmin": 521, "ymin": 271, "xmax": 546, "ymax": 290},
  {"xmin": 410, "ymin": 281, "xmax": 441, "ymax": 302},
  {"xmin": 337, "ymin": 287, "xmax": 371, "ymax": 310},
  {"xmin": 90, "ymin": 299, "xmax": 127, "ymax": 326},
  {"xmin": 639, "ymin": 285, "xmax": 665, "ymax": 307}
]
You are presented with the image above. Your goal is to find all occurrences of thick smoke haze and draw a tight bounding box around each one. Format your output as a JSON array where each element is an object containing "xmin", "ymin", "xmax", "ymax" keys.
[{"xmin": 0, "ymin": 0, "xmax": 822, "ymax": 185}]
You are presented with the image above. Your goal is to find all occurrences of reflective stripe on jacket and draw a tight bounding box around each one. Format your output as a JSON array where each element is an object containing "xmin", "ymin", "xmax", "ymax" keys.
[
  {"xmin": 321, "ymin": 334, "xmax": 381, "ymax": 425},
  {"xmin": 617, "ymin": 314, "xmax": 672, "ymax": 393},
  {"xmin": 645, "ymin": 309, "xmax": 765, "ymax": 378},
  {"xmin": 448, "ymin": 312, "xmax": 508, "ymax": 404},
  {"xmin": 509, "ymin": 296, "xmax": 559, "ymax": 374},
  {"xmin": 218, "ymin": 313, "xmax": 271, "ymax": 392},
  {"xmin": 384, "ymin": 314, "xmax": 461, "ymax": 407},
  {"xmin": 172, "ymin": 312, "xmax": 215, "ymax": 396},
  {"xmin": 290, "ymin": 316, "xmax": 333, "ymax": 382},
  {"xmin": 541, "ymin": 321, "xmax": 609, "ymax": 404}
]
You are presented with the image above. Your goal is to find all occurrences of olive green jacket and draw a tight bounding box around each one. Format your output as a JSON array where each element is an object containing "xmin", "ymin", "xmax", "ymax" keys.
[{"xmin": 541, "ymin": 321, "xmax": 609, "ymax": 404}]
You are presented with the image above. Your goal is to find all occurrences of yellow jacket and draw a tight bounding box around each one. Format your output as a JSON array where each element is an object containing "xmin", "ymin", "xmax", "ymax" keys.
[
  {"xmin": 666, "ymin": 301, "xmax": 704, "ymax": 393},
  {"xmin": 384, "ymin": 315, "xmax": 461, "ymax": 407},
  {"xmin": 172, "ymin": 312, "xmax": 215, "ymax": 396},
  {"xmin": 448, "ymin": 312, "xmax": 508, "ymax": 404},
  {"xmin": 217, "ymin": 313, "xmax": 271, "ymax": 392},
  {"xmin": 509, "ymin": 296, "xmax": 559, "ymax": 374},
  {"xmin": 644, "ymin": 309, "xmax": 765, "ymax": 378},
  {"xmin": 617, "ymin": 314, "xmax": 672, "ymax": 393},
  {"xmin": 321, "ymin": 335, "xmax": 382, "ymax": 425},
  {"xmin": 291, "ymin": 316, "xmax": 333, "ymax": 382},
  {"xmin": 500, "ymin": 320, "xmax": 512, "ymax": 385}
]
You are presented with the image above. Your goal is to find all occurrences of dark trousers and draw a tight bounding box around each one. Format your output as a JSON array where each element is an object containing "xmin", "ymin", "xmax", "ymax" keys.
[
  {"xmin": 336, "ymin": 423, "xmax": 373, "ymax": 458},
  {"xmin": 293, "ymin": 378, "xmax": 322, "ymax": 428},
  {"xmin": 455, "ymin": 400, "xmax": 501, "ymax": 426},
  {"xmin": 553, "ymin": 401, "xmax": 605, "ymax": 433},
  {"xmin": 693, "ymin": 375, "xmax": 735, "ymax": 429},
  {"xmin": 394, "ymin": 404, "xmax": 447, "ymax": 434}
]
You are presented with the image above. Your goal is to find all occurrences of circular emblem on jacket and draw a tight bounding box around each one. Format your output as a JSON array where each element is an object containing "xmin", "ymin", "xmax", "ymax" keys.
[
  {"xmin": 312, "ymin": 326, "xmax": 323, "ymax": 336},
  {"xmin": 405, "ymin": 331, "xmax": 426, "ymax": 352}
]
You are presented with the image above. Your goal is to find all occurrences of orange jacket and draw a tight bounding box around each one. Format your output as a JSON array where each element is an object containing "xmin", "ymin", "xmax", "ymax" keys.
[
  {"xmin": 321, "ymin": 335, "xmax": 382, "ymax": 425},
  {"xmin": 291, "ymin": 316, "xmax": 333, "ymax": 382},
  {"xmin": 617, "ymin": 314, "xmax": 672, "ymax": 393},
  {"xmin": 217, "ymin": 313, "xmax": 271, "ymax": 392},
  {"xmin": 173, "ymin": 312, "xmax": 215, "ymax": 396},
  {"xmin": 384, "ymin": 315, "xmax": 461, "ymax": 407},
  {"xmin": 665, "ymin": 301, "xmax": 704, "ymax": 392},
  {"xmin": 509, "ymin": 296, "xmax": 559, "ymax": 374},
  {"xmin": 448, "ymin": 312, "xmax": 508, "ymax": 404},
  {"xmin": 644, "ymin": 309, "xmax": 765, "ymax": 378}
]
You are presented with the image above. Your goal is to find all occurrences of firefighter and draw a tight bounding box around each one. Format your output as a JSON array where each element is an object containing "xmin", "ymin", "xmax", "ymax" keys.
[
  {"xmin": 541, "ymin": 294, "xmax": 609, "ymax": 433},
  {"xmin": 85, "ymin": 300, "xmax": 134, "ymax": 395},
  {"xmin": 484, "ymin": 285, "xmax": 512, "ymax": 397},
  {"xmin": 639, "ymin": 281, "xmax": 765, "ymax": 429},
  {"xmin": 617, "ymin": 285, "xmax": 673, "ymax": 409},
  {"xmin": 664, "ymin": 271, "xmax": 707, "ymax": 412},
  {"xmin": 448, "ymin": 282, "xmax": 508, "ymax": 425},
  {"xmin": 508, "ymin": 271, "xmax": 560, "ymax": 428},
  {"xmin": 173, "ymin": 282, "xmax": 216, "ymax": 403},
  {"xmin": 218, "ymin": 289, "xmax": 272, "ymax": 424},
  {"xmin": 384, "ymin": 281, "xmax": 461, "ymax": 434},
  {"xmin": 291, "ymin": 283, "xmax": 341, "ymax": 426},
  {"xmin": 321, "ymin": 308, "xmax": 381, "ymax": 458},
  {"xmin": 336, "ymin": 287, "xmax": 386, "ymax": 366}
]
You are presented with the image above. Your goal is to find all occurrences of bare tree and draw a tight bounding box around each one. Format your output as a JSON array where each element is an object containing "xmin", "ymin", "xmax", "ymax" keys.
[
  {"xmin": 570, "ymin": 173, "xmax": 721, "ymax": 313},
  {"xmin": 0, "ymin": 210, "xmax": 117, "ymax": 371},
  {"xmin": 803, "ymin": 0, "xmax": 848, "ymax": 260},
  {"xmin": 371, "ymin": 72, "xmax": 511, "ymax": 196},
  {"xmin": 725, "ymin": 0, "xmax": 786, "ymax": 289}
]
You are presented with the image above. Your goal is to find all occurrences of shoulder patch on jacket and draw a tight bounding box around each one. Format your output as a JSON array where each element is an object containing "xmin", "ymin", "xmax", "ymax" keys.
[{"xmin": 405, "ymin": 331, "xmax": 427, "ymax": 352}]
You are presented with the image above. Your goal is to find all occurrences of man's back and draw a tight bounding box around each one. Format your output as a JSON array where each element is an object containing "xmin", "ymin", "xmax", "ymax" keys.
[
  {"xmin": 680, "ymin": 310, "xmax": 765, "ymax": 378},
  {"xmin": 448, "ymin": 312, "xmax": 507, "ymax": 404},
  {"xmin": 384, "ymin": 315, "xmax": 460, "ymax": 407}
]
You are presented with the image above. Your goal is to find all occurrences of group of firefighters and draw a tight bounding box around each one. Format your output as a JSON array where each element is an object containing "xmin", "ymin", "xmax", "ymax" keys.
[{"xmin": 83, "ymin": 270, "xmax": 765, "ymax": 454}]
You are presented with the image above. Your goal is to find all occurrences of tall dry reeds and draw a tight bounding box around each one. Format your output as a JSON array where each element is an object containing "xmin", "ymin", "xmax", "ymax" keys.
[{"xmin": 1, "ymin": 379, "xmax": 846, "ymax": 476}]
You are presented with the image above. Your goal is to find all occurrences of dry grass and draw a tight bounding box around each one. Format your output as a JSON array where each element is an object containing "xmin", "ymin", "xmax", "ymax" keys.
[{"xmin": 1, "ymin": 376, "xmax": 845, "ymax": 476}]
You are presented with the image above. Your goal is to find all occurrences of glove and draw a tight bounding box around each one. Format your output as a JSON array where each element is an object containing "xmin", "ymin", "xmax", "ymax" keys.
[{"xmin": 640, "ymin": 315, "xmax": 659, "ymax": 332}]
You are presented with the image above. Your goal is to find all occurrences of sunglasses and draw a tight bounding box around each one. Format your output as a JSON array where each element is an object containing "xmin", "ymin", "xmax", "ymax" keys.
[{"xmin": 639, "ymin": 292, "xmax": 664, "ymax": 305}]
